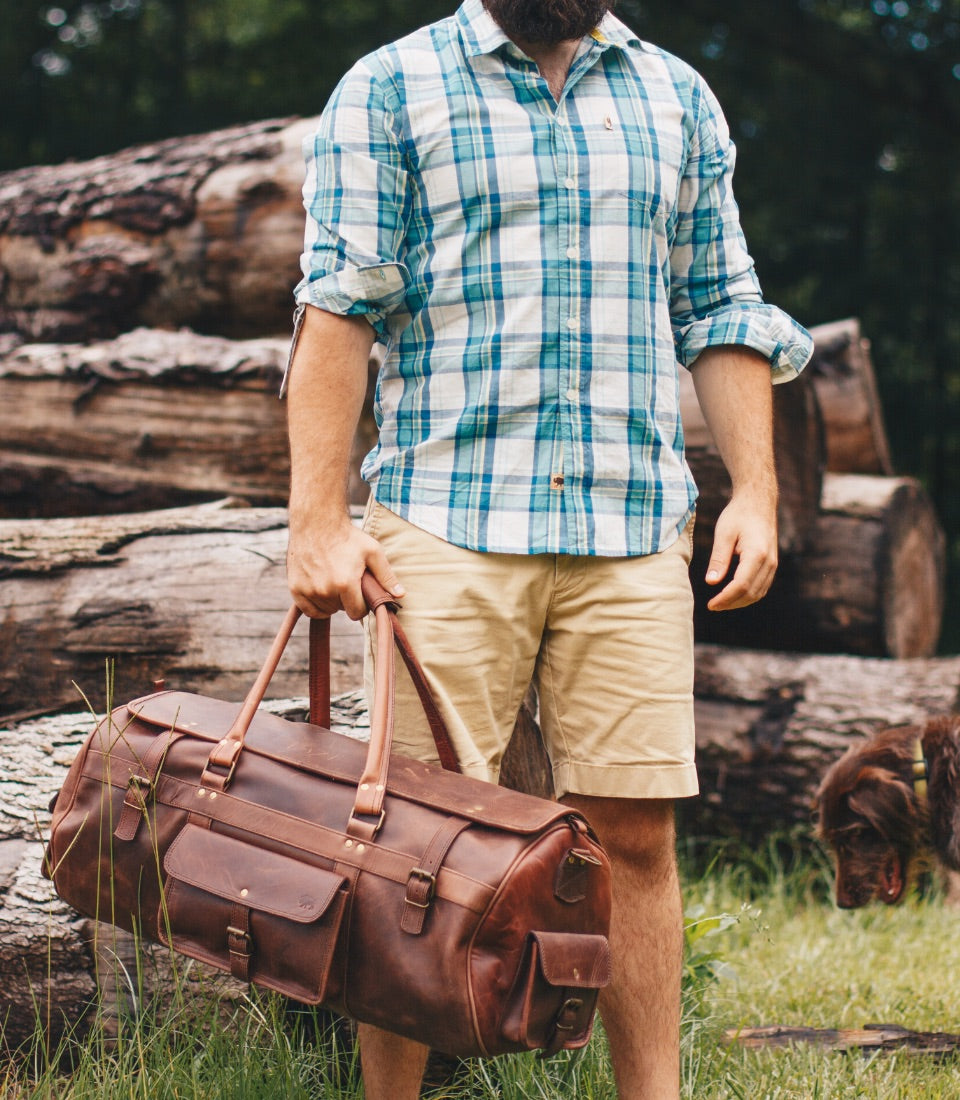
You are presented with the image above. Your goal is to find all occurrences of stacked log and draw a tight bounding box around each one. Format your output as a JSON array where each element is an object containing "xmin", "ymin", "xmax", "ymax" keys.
[
  {"xmin": 683, "ymin": 318, "xmax": 946, "ymax": 658},
  {"xmin": 0, "ymin": 328, "xmax": 379, "ymax": 518},
  {"xmin": 0, "ymin": 118, "xmax": 315, "ymax": 343},
  {"xmin": 0, "ymin": 500, "xmax": 363, "ymax": 720},
  {"xmin": 0, "ymin": 119, "xmax": 954, "ymax": 1049},
  {"xmin": 806, "ymin": 317, "xmax": 894, "ymax": 476}
]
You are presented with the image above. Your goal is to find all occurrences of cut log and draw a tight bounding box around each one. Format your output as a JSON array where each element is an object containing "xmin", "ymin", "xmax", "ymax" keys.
[
  {"xmin": 0, "ymin": 695, "xmax": 365, "ymax": 1053},
  {"xmin": 726, "ymin": 1024, "xmax": 960, "ymax": 1055},
  {"xmin": 0, "ymin": 499, "xmax": 364, "ymax": 719},
  {"xmin": 692, "ymin": 473, "xmax": 947, "ymax": 658},
  {"xmin": 680, "ymin": 366, "xmax": 824, "ymax": 559},
  {"xmin": 809, "ymin": 318, "xmax": 894, "ymax": 476},
  {"xmin": 798, "ymin": 474, "xmax": 946, "ymax": 657},
  {"xmin": 683, "ymin": 643, "xmax": 960, "ymax": 842},
  {"xmin": 6, "ymin": 643, "xmax": 960, "ymax": 1049},
  {"xmin": 0, "ymin": 118, "xmax": 315, "ymax": 342},
  {"xmin": 0, "ymin": 329, "xmax": 380, "ymax": 517}
]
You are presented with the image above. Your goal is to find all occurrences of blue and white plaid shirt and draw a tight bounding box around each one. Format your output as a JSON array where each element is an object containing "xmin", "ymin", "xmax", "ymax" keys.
[{"xmin": 293, "ymin": 0, "xmax": 813, "ymax": 556}]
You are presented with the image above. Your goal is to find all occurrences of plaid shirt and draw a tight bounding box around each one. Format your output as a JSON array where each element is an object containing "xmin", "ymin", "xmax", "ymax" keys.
[{"xmin": 293, "ymin": 0, "xmax": 813, "ymax": 556}]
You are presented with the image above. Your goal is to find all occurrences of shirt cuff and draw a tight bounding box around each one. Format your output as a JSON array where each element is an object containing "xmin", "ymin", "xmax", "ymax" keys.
[
  {"xmin": 675, "ymin": 302, "xmax": 813, "ymax": 382},
  {"xmin": 294, "ymin": 261, "xmax": 408, "ymax": 342}
]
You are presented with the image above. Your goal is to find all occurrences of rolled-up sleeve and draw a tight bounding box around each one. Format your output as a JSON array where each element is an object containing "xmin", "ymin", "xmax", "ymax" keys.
[
  {"xmin": 294, "ymin": 60, "xmax": 411, "ymax": 343},
  {"xmin": 669, "ymin": 78, "xmax": 812, "ymax": 383}
]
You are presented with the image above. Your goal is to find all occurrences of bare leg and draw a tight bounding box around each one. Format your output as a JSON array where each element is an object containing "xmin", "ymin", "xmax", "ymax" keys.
[
  {"xmin": 563, "ymin": 794, "xmax": 682, "ymax": 1100},
  {"xmin": 357, "ymin": 1023, "xmax": 430, "ymax": 1100}
]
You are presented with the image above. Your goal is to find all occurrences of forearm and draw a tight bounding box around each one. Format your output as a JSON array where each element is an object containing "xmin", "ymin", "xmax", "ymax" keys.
[
  {"xmin": 285, "ymin": 306, "xmax": 401, "ymax": 618},
  {"xmin": 688, "ymin": 345, "xmax": 779, "ymax": 611},
  {"xmin": 286, "ymin": 306, "xmax": 374, "ymax": 528},
  {"xmin": 689, "ymin": 345, "xmax": 777, "ymax": 510}
]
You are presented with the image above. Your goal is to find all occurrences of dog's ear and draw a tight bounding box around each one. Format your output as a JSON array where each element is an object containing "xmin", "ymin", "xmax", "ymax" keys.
[{"xmin": 846, "ymin": 765, "xmax": 918, "ymax": 842}]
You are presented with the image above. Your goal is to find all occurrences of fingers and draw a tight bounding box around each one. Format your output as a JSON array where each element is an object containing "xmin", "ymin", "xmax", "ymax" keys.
[
  {"xmin": 704, "ymin": 501, "xmax": 778, "ymax": 612},
  {"xmin": 286, "ymin": 522, "xmax": 403, "ymax": 622},
  {"xmin": 706, "ymin": 553, "xmax": 777, "ymax": 611}
]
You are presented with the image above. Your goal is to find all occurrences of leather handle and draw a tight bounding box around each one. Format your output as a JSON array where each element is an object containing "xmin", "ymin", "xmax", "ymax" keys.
[{"xmin": 201, "ymin": 573, "xmax": 461, "ymax": 819}]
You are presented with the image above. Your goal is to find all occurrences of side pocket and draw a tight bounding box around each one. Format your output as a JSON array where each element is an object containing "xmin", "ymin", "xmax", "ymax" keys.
[
  {"xmin": 499, "ymin": 931, "xmax": 611, "ymax": 1055},
  {"xmin": 158, "ymin": 824, "xmax": 349, "ymax": 1005}
]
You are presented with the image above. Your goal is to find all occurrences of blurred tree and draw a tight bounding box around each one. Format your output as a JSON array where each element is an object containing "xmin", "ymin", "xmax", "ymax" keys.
[
  {"xmin": 1, "ymin": 0, "xmax": 959, "ymax": 648},
  {"xmin": 622, "ymin": 0, "xmax": 960, "ymax": 648}
]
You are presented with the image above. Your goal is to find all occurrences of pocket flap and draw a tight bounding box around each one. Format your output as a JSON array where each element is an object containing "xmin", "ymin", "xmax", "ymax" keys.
[
  {"xmin": 531, "ymin": 931, "xmax": 611, "ymax": 989},
  {"xmin": 164, "ymin": 824, "xmax": 346, "ymax": 924}
]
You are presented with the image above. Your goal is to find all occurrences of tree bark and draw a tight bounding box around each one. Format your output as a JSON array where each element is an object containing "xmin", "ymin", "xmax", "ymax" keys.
[
  {"xmin": 692, "ymin": 473, "xmax": 946, "ymax": 658},
  {"xmin": 680, "ymin": 364, "xmax": 824, "ymax": 560},
  {"xmin": 726, "ymin": 1025, "xmax": 960, "ymax": 1054},
  {"xmin": 808, "ymin": 318, "xmax": 894, "ymax": 476},
  {"xmin": 6, "ymin": 642, "xmax": 960, "ymax": 1049},
  {"xmin": 0, "ymin": 118, "xmax": 315, "ymax": 342},
  {"xmin": 0, "ymin": 328, "xmax": 380, "ymax": 517},
  {"xmin": 0, "ymin": 499, "xmax": 364, "ymax": 720},
  {"xmin": 684, "ymin": 642, "xmax": 960, "ymax": 843}
]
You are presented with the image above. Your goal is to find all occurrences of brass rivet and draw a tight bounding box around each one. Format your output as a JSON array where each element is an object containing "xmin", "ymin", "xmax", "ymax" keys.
[
  {"xmin": 197, "ymin": 789, "xmax": 206, "ymax": 798},
  {"xmin": 345, "ymin": 839, "xmax": 354, "ymax": 848},
  {"xmin": 209, "ymin": 792, "xmax": 217, "ymax": 801},
  {"xmin": 240, "ymin": 888, "xmax": 249, "ymax": 898},
  {"xmin": 360, "ymin": 783, "xmax": 370, "ymax": 791},
  {"xmin": 357, "ymin": 844, "xmax": 365, "ymax": 853},
  {"xmin": 573, "ymin": 967, "xmax": 580, "ymax": 979},
  {"xmin": 375, "ymin": 784, "xmax": 385, "ymax": 792}
]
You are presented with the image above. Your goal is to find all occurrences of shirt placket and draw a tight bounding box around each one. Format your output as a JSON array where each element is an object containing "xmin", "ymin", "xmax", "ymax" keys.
[{"xmin": 549, "ymin": 50, "xmax": 600, "ymax": 553}]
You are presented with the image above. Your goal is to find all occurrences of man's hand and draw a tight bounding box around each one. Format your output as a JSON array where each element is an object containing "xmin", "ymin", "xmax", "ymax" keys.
[
  {"xmin": 287, "ymin": 512, "xmax": 404, "ymax": 621},
  {"xmin": 285, "ymin": 306, "xmax": 404, "ymax": 620},
  {"xmin": 703, "ymin": 492, "xmax": 778, "ymax": 611},
  {"xmin": 690, "ymin": 344, "xmax": 779, "ymax": 613}
]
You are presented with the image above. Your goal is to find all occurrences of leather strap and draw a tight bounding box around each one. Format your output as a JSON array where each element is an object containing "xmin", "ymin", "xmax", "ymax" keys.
[
  {"xmin": 400, "ymin": 816, "xmax": 472, "ymax": 935},
  {"xmin": 390, "ymin": 614, "xmax": 460, "ymax": 773},
  {"xmin": 227, "ymin": 902, "xmax": 253, "ymax": 981},
  {"xmin": 309, "ymin": 617, "xmax": 331, "ymax": 729},
  {"xmin": 114, "ymin": 726, "xmax": 182, "ymax": 840},
  {"xmin": 200, "ymin": 573, "xmax": 462, "ymax": 842}
]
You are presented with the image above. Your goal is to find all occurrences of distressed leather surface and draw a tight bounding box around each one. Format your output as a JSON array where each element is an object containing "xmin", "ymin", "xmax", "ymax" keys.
[{"xmin": 46, "ymin": 595, "xmax": 612, "ymax": 1058}]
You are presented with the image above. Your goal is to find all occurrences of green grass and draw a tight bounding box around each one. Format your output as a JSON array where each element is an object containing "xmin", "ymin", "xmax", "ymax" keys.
[{"xmin": 7, "ymin": 838, "xmax": 960, "ymax": 1098}]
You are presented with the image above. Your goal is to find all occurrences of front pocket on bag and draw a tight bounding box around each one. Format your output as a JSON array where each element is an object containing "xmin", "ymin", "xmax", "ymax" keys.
[
  {"xmin": 158, "ymin": 824, "xmax": 349, "ymax": 1004},
  {"xmin": 500, "ymin": 930, "xmax": 611, "ymax": 1054}
]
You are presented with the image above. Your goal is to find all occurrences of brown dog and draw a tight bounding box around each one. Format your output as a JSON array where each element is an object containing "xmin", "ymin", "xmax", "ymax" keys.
[{"xmin": 816, "ymin": 716, "xmax": 960, "ymax": 908}]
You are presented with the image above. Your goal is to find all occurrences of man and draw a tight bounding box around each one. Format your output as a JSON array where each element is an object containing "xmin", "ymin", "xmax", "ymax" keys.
[{"xmin": 284, "ymin": 0, "xmax": 812, "ymax": 1095}]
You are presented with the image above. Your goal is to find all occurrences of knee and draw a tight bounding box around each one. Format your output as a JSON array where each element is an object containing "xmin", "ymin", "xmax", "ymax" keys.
[{"xmin": 564, "ymin": 794, "xmax": 676, "ymax": 870}]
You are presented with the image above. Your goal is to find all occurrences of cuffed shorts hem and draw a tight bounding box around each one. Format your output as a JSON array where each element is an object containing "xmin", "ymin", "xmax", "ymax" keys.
[{"xmin": 553, "ymin": 761, "xmax": 700, "ymax": 801}]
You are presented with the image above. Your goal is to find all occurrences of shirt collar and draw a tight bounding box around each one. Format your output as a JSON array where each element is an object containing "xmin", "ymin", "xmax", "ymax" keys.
[{"xmin": 456, "ymin": 0, "xmax": 643, "ymax": 59}]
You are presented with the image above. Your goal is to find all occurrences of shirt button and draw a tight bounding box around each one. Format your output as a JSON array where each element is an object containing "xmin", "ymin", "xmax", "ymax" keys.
[
  {"xmin": 563, "ymin": 177, "xmax": 575, "ymax": 189},
  {"xmin": 566, "ymin": 317, "xmax": 579, "ymax": 330},
  {"xmin": 565, "ymin": 388, "xmax": 578, "ymax": 401},
  {"xmin": 566, "ymin": 246, "xmax": 579, "ymax": 260}
]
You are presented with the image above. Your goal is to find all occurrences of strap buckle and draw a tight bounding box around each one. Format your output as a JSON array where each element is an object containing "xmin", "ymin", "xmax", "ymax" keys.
[
  {"xmin": 202, "ymin": 739, "xmax": 243, "ymax": 791},
  {"xmin": 346, "ymin": 809, "xmax": 385, "ymax": 840},
  {"xmin": 227, "ymin": 926, "xmax": 252, "ymax": 956},
  {"xmin": 405, "ymin": 867, "xmax": 437, "ymax": 909}
]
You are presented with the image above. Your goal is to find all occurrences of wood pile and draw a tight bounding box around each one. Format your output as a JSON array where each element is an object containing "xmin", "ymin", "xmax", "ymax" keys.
[{"xmin": 0, "ymin": 119, "xmax": 952, "ymax": 1050}]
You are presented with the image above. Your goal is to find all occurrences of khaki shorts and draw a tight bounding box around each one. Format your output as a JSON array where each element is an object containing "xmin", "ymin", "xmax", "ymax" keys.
[{"xmin": 362, "ymin": 500, "xmax": 698, "ymax": 800}]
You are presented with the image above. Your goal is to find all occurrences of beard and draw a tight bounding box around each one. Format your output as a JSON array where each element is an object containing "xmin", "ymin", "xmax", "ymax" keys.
[{"xmin": 483, "ymin": 0, "xmax": 613, "ymax": 45}]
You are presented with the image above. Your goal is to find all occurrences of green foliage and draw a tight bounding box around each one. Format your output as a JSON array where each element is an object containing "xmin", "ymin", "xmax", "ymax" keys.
[
  {"xmin": 12, "ymin": 844, "xmax": 960, "ymax": 1097},
  {"xmin": 2, "ymin": 0, "xmax": 960, "ymax": 648}
]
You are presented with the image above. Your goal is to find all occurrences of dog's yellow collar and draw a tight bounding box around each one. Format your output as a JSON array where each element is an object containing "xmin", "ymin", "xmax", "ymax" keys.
[{"xmin": 912, "ymin": 738, "xmax": 928, "ymax": 802}]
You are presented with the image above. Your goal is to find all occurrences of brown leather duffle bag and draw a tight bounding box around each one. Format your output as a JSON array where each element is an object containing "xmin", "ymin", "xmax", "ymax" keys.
[{"xmin": 45, "ymin": 576, "xmax": 612, "ymax": 1058}]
